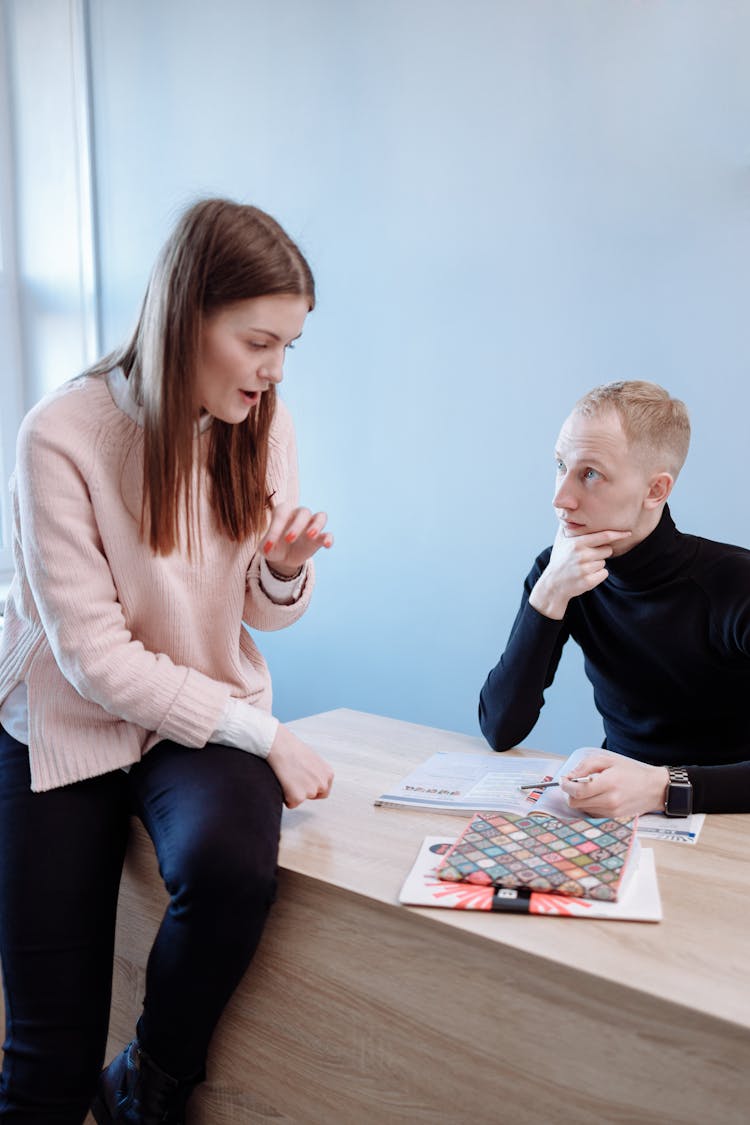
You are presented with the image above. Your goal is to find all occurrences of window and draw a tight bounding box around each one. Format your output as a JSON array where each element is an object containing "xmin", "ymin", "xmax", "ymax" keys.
[
  {"xmin": 0, "ymin": 0, "xmax": 99, "ymax": 587},
  {"xmin": 0, "ymin": 8, "xmax": 23, "ymax": 582}
]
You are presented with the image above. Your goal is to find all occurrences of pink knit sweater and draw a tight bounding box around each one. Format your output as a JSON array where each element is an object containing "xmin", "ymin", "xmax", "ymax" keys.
[{"xmin": 0, "ymin": 372, "xmax": 313, "ymax": 792}]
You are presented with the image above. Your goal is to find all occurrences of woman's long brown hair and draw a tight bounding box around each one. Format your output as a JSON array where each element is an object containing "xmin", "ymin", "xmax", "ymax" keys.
[{"xmin": 88, "ymin": 199, "xmax": 315, "ymax": 554}]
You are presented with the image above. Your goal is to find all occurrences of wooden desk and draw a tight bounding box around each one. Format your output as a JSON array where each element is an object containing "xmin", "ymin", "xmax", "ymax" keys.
[{"xmin": 106, "ymin": 709, "xmax": 750, "ymax": 1124}]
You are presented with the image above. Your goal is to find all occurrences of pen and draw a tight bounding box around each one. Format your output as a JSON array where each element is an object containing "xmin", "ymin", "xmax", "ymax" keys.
[{"xmin": 518, "ymin": 776, "xmax": 594, "ymax": 791}]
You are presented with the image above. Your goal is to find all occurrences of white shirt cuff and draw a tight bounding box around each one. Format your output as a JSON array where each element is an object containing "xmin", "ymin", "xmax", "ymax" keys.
[
  {"xmin": 211, "ymin": 697, "xmax": 279, "ymax": 759},
  {"xmin": 258, "ymin": 556, "xmax": 308, "ymax": 605}
]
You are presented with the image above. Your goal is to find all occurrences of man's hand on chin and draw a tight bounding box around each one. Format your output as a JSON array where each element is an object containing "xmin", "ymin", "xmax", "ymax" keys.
[{"xmin": 528, "ymin": 526, "xmax": 632, "ymax": 620}]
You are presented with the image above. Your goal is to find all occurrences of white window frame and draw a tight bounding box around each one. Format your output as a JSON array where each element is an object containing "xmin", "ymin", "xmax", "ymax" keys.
[
  {"xmin": 0, "ymin": 0, "xmax": 99, "ymax": 590},
  {"xmin": 0, "ymin": 4, "xmax": 24, "ymax": 584}
]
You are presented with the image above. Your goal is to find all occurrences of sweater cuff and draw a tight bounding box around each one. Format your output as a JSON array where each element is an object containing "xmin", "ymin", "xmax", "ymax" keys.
[
  {"xmin": 258, "ymin": 556, "xmax": 308, "ymax": 605},
  {"xmin": 212, "ymin": 696, "xmax": 278, "ymax": 759}
]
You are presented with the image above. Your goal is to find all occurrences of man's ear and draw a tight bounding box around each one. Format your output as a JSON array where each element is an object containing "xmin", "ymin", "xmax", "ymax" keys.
[{"xmin": 644, "ymin": 472, "xmax": 674, "ymax": 510}]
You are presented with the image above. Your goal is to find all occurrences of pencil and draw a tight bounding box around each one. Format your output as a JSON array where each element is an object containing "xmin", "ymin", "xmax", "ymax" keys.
[{"xmin": 518, "ymin": 775, "xmax": 594, "ymax": 791}]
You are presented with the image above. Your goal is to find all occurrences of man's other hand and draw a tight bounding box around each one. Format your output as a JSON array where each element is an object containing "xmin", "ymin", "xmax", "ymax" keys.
[{"xmin": 560, "ymin": 751, "xmax": 669, "ymax": 819}]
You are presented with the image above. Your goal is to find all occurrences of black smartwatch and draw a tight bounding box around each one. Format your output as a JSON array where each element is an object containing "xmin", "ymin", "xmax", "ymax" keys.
[{"xmin": 664, "ymin": 766, "xmax": 693, "ymax": 817}]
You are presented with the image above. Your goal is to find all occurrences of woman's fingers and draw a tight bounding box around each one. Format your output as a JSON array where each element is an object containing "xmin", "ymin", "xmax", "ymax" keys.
[{"xmin": 262, "ymin": 507, "xmax": 332, "ymax": 555}]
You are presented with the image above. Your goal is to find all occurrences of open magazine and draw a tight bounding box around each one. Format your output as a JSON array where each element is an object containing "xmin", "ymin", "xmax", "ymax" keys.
[
  {"xmin": 376, "ymin": 747, "xmax": 705, "ymax": 844},
  {"xmin": 375, "ymin": 751, "xmax": 564, "ymax": 815}
]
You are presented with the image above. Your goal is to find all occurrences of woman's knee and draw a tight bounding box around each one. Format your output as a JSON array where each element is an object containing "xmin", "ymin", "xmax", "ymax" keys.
[
  {"xmin": 161, "ymin": 826, "xmax": 280, "ymax": 920},
  {"xmin": 138, "ymin": 746, "xmax": 283, "ymax": 918}
]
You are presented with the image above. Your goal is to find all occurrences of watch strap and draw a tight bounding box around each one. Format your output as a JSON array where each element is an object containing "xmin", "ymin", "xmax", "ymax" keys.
[{"xmin": 664, "ymin": 765, "xmax": 693, "ymax": 817}]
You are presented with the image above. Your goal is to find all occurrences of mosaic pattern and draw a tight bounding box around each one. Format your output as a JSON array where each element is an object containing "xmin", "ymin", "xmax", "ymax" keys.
[{"xmin": 436, "ymin": 811, "xmax": 636, "ymax": 902}]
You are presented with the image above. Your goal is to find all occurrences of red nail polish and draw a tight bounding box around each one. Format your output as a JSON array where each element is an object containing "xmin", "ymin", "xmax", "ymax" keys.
[
  {"xmin": 284, "ymin": 532, "xmax": 296, "ymax": 543},
  {"xmin": 306, "ymin": 527, "xmax": 318, "ymax": 539},
  {"xmin": 263, "ymin": 540, "xmax": 274, "ymax": 554}
]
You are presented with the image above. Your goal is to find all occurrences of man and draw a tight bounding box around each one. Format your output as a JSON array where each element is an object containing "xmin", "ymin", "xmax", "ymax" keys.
[{"xmin": 479, "ymin": 380, "xmax": 750, "ymax": 816}]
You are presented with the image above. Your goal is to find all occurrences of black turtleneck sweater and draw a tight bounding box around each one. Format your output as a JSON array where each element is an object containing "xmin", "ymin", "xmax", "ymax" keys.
[{"xmin": 478, "ymin": 507, "xmax": 750, "ymax": 813}]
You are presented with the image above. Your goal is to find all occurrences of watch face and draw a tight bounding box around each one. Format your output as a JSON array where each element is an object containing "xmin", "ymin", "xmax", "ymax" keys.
[{"xmin": 666, "ymin": 782, "xmax": 692, "ymax": 817}]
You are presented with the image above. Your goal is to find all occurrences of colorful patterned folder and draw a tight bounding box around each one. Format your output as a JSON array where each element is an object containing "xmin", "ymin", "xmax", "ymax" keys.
[{"xmin": 436, "ymin": 810, "xmax": 638, "ymax": 902}]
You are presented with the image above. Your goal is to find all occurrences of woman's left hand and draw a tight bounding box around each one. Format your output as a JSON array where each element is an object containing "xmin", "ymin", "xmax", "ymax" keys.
[
  {"xmin": 261, "ymin": 505, "xmax": 334, "ymax": 576},
  {"xmin": 560, "ymin": 751, "xmax": 669, "ymax": 819}
]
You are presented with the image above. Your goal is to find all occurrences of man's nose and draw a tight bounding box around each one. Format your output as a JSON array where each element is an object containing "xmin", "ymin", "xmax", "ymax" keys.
[{"xmin": 553, "ymin": 475, "xmax": 578, "ymax": 511}]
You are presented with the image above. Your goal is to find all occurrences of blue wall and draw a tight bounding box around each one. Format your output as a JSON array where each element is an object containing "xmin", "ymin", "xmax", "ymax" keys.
[{"xmin": 88, "ymin": 0, "xmax": 750, "ymax": 754}]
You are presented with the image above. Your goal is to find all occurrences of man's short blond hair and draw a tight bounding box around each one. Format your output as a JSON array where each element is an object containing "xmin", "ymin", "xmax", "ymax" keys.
[{"xmin": 573, "ymin": 380, "xmax": 691, "ymax": 478}]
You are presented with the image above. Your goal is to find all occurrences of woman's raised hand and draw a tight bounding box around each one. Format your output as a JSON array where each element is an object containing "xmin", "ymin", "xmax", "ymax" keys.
[{"xmin": 261, "ymin": 505, "xmax": 333, "ymax": 577}]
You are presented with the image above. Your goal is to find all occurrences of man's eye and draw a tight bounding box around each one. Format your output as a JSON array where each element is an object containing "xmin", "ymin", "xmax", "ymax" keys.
[
  {"xmin": 583, "ymin": 469, "xmax": 600, "ymax": 481},
  {"xmin": 555, "ymin": 460, "xmax": 565, "ymax": 473},
  {"xmin": 285, "ymin": 342, "xmax": 296, "ymax": 351}
]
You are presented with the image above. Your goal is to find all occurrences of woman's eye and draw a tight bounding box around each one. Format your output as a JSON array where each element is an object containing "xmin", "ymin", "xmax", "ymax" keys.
[{"xmin": 248, "ymin": 341, "xmax": 267, "ymax": 350}]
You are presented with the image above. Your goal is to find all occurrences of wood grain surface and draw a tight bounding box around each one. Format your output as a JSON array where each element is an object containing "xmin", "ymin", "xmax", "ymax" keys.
[{"xmin": 3, "ymin": 709, "xmax": 749, "ymax": 1123}]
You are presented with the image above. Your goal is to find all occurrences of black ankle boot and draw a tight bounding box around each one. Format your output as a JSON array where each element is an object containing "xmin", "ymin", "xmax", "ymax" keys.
[{"xmin": 90, "ymin": 1040, "xmax": 204, "ymax": 1124}]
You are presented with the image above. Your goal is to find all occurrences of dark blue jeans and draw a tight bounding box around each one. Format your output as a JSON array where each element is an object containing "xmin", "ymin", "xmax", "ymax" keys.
[{"xmin": 0, "ymin": 727, "xmax": 283, "ymax": 1123}]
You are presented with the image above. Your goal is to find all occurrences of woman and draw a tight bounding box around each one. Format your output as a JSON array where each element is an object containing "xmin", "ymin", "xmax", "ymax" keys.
[{"xmin": 0, "ymin": 198, "xmax": 334, "ymax": 1123}]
